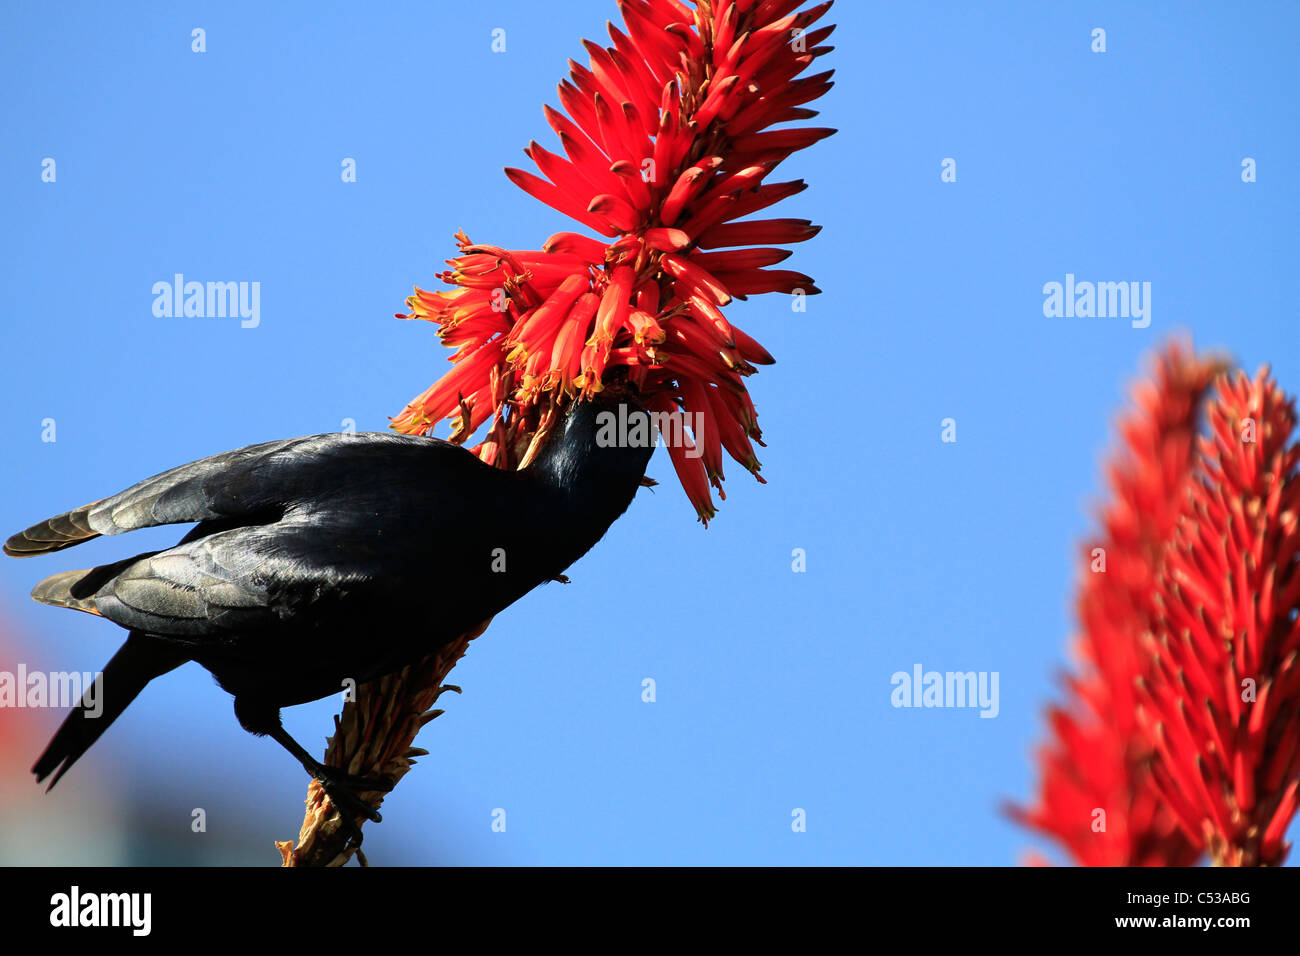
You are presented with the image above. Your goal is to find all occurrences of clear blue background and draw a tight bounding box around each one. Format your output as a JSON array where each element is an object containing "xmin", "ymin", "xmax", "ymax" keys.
[{"xmin": 0, "ymin": 1, "xmax": 1296, "ymax": 865}]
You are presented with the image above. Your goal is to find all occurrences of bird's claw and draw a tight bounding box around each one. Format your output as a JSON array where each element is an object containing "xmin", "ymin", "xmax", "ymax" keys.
[{"xmin": 312, "ymin": 765, "xmax": 394, "ymax": 840}]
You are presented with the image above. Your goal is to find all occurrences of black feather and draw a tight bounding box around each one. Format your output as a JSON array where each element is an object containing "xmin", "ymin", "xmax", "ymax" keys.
[
  {"xmin": 32, "ymin": 632, "xmax": 186, "ymax": 788},
  {"xmin": 10, "ymin": 393, "xmax": 655, "ymax": 796}
]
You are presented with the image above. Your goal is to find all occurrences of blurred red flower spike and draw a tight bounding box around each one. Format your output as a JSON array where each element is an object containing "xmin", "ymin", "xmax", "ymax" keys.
[
  {"xmin": 1011, "ymin": 341, "xmax": 1221, "ymax": 866},
  {"xmin": 1015, "ymin": 341, "xmax": 1300, "ymax": 868},
  {"xmin": 1142, "ymin": 366, "xmax": 1300, "ymax": 866}
]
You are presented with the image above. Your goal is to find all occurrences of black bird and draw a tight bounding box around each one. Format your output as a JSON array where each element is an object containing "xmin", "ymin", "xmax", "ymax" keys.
[{"xmin": 4, "ymin": 392, "xmax": 654, "ymax": 827}]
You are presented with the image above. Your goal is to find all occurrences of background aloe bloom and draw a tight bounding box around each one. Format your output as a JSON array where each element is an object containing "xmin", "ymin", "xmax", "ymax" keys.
[{"xmin": 1015, "ymin": 344, "xmax": 1300, "ymax": 867}]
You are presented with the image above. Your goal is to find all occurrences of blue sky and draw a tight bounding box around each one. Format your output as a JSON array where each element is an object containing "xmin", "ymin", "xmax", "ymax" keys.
[{"xmin": 0, "ymin": 1, "xmax": 1296, "ymax": 865}]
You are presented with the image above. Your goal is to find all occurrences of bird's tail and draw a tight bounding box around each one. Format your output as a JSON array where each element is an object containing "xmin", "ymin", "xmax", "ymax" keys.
[
  {"xmin": 33, "ymin": 631, "xmax": 187, "ymax": 790},
  {"xmin": 30, "ymin": 569, "xmax": 103, "ymax": 616},
  {"xmin": 28, "ymin": 552, "xmax": 161, "ymax": 617},
  {"xmin": 3, "ymin": 499, "xmax": 103, "ymax": 556}
]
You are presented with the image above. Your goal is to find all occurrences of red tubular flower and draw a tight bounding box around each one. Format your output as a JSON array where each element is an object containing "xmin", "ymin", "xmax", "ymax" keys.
[
  {"xmin": 1138, "ymin": 367, "xmax": 1300, "ymax": 866},
  {"xmin": 1011, "ymin": 342, "xmax": 1219, "ymax": 866},
  {"xmin": 392, "ymin": 0, "xmax": 836, "ymax": 523}
]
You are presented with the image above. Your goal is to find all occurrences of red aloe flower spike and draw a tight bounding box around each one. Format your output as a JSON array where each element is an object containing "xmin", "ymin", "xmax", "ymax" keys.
[
  {"xmin": 1140, "ymin": 366, "xmax": 1300, "ymax": 866},
  {"xmin": 1010, "ymin": 341, "xmax": 1222, "ymax": 866},
  {"xmin": 394, "ymin": 0, "xmax": 835, "ymax": 524}
]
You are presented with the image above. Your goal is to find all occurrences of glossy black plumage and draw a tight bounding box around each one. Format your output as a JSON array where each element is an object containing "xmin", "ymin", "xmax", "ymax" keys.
[{"xmin": 5, "ymin": 395, "xmax": 654, "ymax": 815}]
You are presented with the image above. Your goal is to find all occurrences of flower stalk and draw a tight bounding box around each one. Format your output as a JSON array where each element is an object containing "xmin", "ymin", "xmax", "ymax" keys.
[{"xmin": 277, "ymin": 621, "xmax": 487, "ymax": 866}]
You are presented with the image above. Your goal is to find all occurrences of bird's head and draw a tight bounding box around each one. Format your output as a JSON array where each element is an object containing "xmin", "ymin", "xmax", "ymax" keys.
[{"xmin": 530, "ymin": 386, "xmax": 656, "ymax": 499}]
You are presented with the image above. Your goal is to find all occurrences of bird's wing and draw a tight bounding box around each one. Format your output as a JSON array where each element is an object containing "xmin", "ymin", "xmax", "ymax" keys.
[
  {"xmin": 3, "ymin": 433, "xmax": 470, "ymax": 558},
  {"xmin": 35, "ymin": 434, "xmax": 499, "ymax": 636},
  {"xmin": 87, "ymin": 525, "xmax": 314, "ymax": 636},
  {"xmin": 87, "ymin": 505, "xmax": 460, "ymax": 638},
  {"xmin": 3, "ymin": 437, "xmax": 307, "ymax": 556}
]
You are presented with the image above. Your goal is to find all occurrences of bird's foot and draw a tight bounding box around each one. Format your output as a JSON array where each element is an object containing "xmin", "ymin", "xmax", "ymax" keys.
[{"xmin": 311, "ymin": 765, "xmax": 394, "ymax": 842}]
